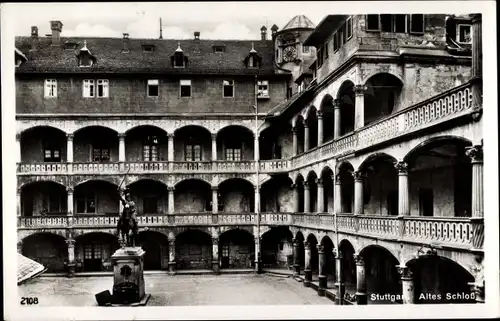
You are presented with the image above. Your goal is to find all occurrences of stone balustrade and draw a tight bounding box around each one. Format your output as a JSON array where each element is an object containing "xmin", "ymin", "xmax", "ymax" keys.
[{"xmin": 18, "ymin": 212, "xmax": 482, "ymax": 250}]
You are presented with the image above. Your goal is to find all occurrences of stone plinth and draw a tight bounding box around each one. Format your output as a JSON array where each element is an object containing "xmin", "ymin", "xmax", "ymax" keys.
[{"xmin": 110, "ymin": 247, "xmax": 149, "ymax": 306}]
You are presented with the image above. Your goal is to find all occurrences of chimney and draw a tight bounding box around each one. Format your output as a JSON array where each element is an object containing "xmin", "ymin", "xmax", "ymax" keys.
[
  {"xmin": 260, "ymin": 26, "xmax": 267, "ymax": 40},
  {"xmin": 30, "ymin": 26, "xmax": 38, "ymax": 51},
  {"xmin": 122, "ymin": 33, "xmax": 130, "ymax": 53},
  {"xmin": 194, "ymin": 31, "xmax": 200, "ymax": 40},
  {"xmin": 50, "ymin": 20, "xmax": 63, "ymax": 46}
]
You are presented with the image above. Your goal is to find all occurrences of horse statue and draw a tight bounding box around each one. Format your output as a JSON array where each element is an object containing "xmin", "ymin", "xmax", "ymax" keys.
[{"xmin": 117, "ymin": 187, "xmax": 138, "ymax": 248}]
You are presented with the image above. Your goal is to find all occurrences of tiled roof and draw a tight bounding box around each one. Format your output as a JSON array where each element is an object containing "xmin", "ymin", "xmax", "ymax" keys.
[
  {"xmin": 282, "ymin": 15, "xmax": 316, "ymax": 30},
  {"xmin": 15, "ymin": 36, "xmax": 289, "ymax": 76},
  {"xmin": 17, "ymin": 253, "xmax": 46, "ymax": 285}
]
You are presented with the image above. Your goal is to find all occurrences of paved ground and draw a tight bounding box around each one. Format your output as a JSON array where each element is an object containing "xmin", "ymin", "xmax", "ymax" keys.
[{"xmin": 18, "ymin": 274, "xmax": 333, "ymax": 306}]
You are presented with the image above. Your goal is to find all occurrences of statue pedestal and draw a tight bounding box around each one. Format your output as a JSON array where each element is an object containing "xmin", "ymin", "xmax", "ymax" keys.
[{"xmin": 110, "ymin": 247, "xmax": 150, "ymax": 306}]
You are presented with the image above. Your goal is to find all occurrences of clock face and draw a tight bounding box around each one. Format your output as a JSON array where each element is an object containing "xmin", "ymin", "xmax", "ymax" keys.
[{"xmin": 282, "ymin": 46, "xmax": 297, "ymax": 62}]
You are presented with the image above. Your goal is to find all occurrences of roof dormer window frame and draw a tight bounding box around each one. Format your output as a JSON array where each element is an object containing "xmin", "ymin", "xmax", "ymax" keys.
[
  {"xmin": 213, "ymin": 45, "xmax": 226, "ymax": 53},
  {"xmin": 142, "ymin": 44, "xmax": 155, "ymax": 53},
  {"xmin": 456, "ymin": 23, "xmax": 472, "ymax": 44}
]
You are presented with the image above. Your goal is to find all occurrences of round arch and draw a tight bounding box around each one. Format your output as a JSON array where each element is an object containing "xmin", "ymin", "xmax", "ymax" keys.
[
  {"xmin": 306, "ymin": 233, "xmax": 319, "ymax": 272},
  {"xmin": 362, "ymin": 71, "xmax": 404, "ymax": 87},
  {"xmin": 219, "ymin": 228, "xmax": 254, "ymax": 269},
  {"xmin": 218, "ymin": 177, "xmax": 255, "ymax": 188},
  {"xmin": 73, "ymin": 177, "xmax": 119, "ymax": 189},
  {"xmin": 336, "ymin": 80, "xmax": 355, "ymax": 136},
  {"xmin": 261, "ymin": 226, "xmax": 293, "ymax": 269},
  {"xmin": 357, "ymin": 152, "xmax": 398, "ymax": 173},
  {"xmin": 19, "ymin": 125, "xmax": 67, "ymax": 135},
  {"xmin": 22, "ymin": 232, "xmax": 68, "ymax": 273},
  {"xmin": 74, "ymin": 232, "xmax": 119, "ymax": 272},
  {"xmin": 403, "ymin": 136, "xmax": 473, "ymax": 166},
  {"xmin": 174, "ymin": 124, "xmax": 211, "ymax": 136},
  {"xmin": 216, "ymin": 124, "xmax": 254, "ymax": 136},
  {"xmin": 19, "ymin": 179, "xmax": 67, "ymax": 191},
  {"xmin": 73, "ymin": 125, "xmax": 118, "ymax": 136},
  {"xmin": 136, "ymin": 230, "xmax": 169, "ymax": 270},
  {"xmin": 20, "ymin": 181, "xmax": 68, "ymax": 217},
  {"xmin": 124, "ymin": 124, "xmax": 167, "ymax": 135},
  {"xmin": 175, "ymin": 229, "xmax": 213, "ymax": 270}
]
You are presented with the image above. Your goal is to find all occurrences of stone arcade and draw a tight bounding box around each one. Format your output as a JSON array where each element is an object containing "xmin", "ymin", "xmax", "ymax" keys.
[{"xmin": 16, "ymin": 13, "xmax": 484, "ymax": 304}]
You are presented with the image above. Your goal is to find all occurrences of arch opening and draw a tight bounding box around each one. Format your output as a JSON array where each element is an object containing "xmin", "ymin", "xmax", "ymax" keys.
[
  {"xmin": 305, "ymin": 107, "xmax": 318, "ymax": 150},
  {"xmin": 125, "ymin": 125, "xmax": 168, "ymax": 162},
  {"xmin": 73, "ymin": 126, "xmax": 119, "ymax": 163},
  {"xmin": 337, "ymin": 162, "xmax": 354, "ymax": 214},
  {"xmin": 218, "ymin": 178, "xmax": 254, "ymax": 213},
  {"xmin": 136, "ymin": 231, "xmax": 169, "ymax": 270},
  {"xmin": 127, "ymin": 179, "xmax": 169, "ymax": 215},
  {"xmin": 261, "ymin": 227, "xmax": 293, "ymax": 269},
  {"xmin": 219, "ymin": 229, "xmax": 254, "ymax": 269},
  {"xmin": 294, "ymin": 116, "xmax": 305, "ymax": 155},
  {"xmin": 175, "ymin": 179, "xmax": 212, "ymax": 213},
  {"xmin": 75, "ymin": 232, "xmax": 119, "ymax": 272},
  {"xmin": 321, "ymin": 167, "xmax": 335, "ymax": 213},
  {"xmin": 364, "ymin": 73, "xmax": 403, "ymax": 126},
  {"xmin": 337, "ymin": 81, "xmax": 355, "ymax": 136},
  {"xmin": 320, "ymin": 95, "xmax": 335, "ymax": 143},
  {"xmin": 21, "ymin": 181, "xmax": 67, "ymax": 217},
  {"xmin": 175, "ymin": 229, "xmax": 212, "ymax": 270},
  {"xmin": 74, "ymin": 180, "xmax": 120, "ymax": 215},
  {"xmin": 174, "ymin": 125, "xmax": 212, "ymax": 161},
  {"xmin": 259, "ymin": 124, "xmax": 290, "ymax": 160},
  {"xmin": 339, "ymin": 240, "xmax": 356, "ymax": 289},
  {"xmin": 260, "ymin": 175, "xmax": 293, "ymax": 213},
  {"xmin": 217, "ymin": 125, "xmax": 255, "ymax": 161},
  {"xmin": 22, "ymin": 233, "xmax": 68, "ymax": 273},
  {"xmin": 20, "ymin": 126, "xmax": 67, "ymax": 163}
]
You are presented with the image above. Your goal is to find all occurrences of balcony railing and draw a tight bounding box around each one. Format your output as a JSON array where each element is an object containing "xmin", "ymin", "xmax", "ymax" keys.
[
  {"xmin": 291, "ymin": 82, "xmax": 473, "ymax": 169},
  {"xmin": 17, "ymin": 212, "xmax": 482, "ymax": 250}
]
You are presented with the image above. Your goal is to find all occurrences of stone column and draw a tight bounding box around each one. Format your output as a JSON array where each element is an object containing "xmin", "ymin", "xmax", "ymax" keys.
[
  {"xmin": 168, "ymin": 238, "xmax": 176, "ymax": 274},
  {"xmin": 335, "ymin": 249, "xmax": 345, "ymax": 305},
  {"xmin": 17, "ymin": 188, "xmax": 22, "ymax": 217},
  {"xmin": 254, "ymin": 186, "xmax": 260, "ymax": 214},
  {"xmin": 353, "ymin": 171, "xmax": 364, "ymax": 215},
  {"xmin": 292, "ymin": 238, "xmax": 301, "ymax": 275},
  {"xmin": 397, "ymin": 265, "xmax": 415, "ymax": 304},
  {"xmin": 118, "ymin": 133, "xmax": 126, "ymax": 162},
  {"xmin": 466, "ymin": 145, "xmax": 484, "ymax": 218},
  {"xmin": 254, "ymin": 133, "xmax": 260, "ymax": 161},
  {"xmin": 67, "ymin": 187, "xmax": 74, "ymax": 216},
  {"xmin": 167, "ymin": 133, "xmax": 174, "ymax": 162},
  {"xmin": 291, "ymin": 184, "xmax": 300, "ymax": 212},
  {"xmin": 334, "ymin": 174, "xmax": 342, "ymax": 214},
  {"xmin": 292, "ymin": 127, "xmax": 298, "ymax": 157},
  {"xmin": 333, "ymin": 99, "xmax": 341, "ymax": 139},
  {"xmin": 211, "ymin": 133, "xmax": 217, "ymax": 161},
  {"xmin": 471, "ymin": 14, "xmax": 483, "ymax": 121},
  {"xmin": 66, "ymin": 133, "xmax": 74, "ymax": 163},
  {"xmin": 317, "ymin": 244, "xmax": 327, "ymax": 296},
  {"xmin": 395, "ymin": 161, "xmax": 410, "ymax": 216},
  {"xmin": 303, "ymin": 241, "xmax": 312, "ymax": 286},
  {"xmin": 254, "ymin": 236, "xmax": 261, "ymax": 273},
  {"xmin": 212, "ymin": 237, "xmax": 220, "ymax": 274},
  {"xmin": 317, "ymin": 178, "xmax": 324, "ymax": 213},
  {"xmin": 304, "ymin": 182, "xmax": 310, "ymax": 214},
  {"xmin": 66, "ymin": 239, "xmax": 76, "ymax": 277},
  {"xmin": 354, "ymin": 85, "xmax": 367, "ymax": 130},
  {"xmin": 211, "ymin": 186, "xmax": 218, "ymax": 214},
  {"xmin": 15, "ymin": 133, "xmax": 21, "ymax": 164},
  {"xmin": 304, "ymin": 124, "xmax": 310, "ymax": 152},
  {"xmin": 354, "ymin": 254, "xmax": 367, "ymax": 305},
  {"xmin": 317, "ymin": 110, "xmax": 324, "ymax": 145},
  {"xmin": 168, "ymin": 186, "xmax": 175, "ymax": 214}
]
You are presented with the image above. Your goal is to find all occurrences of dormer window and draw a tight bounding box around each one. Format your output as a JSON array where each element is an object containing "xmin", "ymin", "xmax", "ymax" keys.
[
  {"xmin": 142, "ymin": 44, "xmax": 155, "ymax": 53},
  {"xmin": 77, "ymin": 40, "xmax": 96, "ymax": 67},
  {"xmin": 172, "ymin": 43, "xmax": 187, "ymax": 68},
  {"xmin": 64, "ymin": 41, "xmax": 78, "ymax": 50},
  {"xmin": 457, "ymin": 24, "xmax": 472, "ymax": 44},
  {"xmin": 245, "ymin": 43, "xmax": 261, "ymax": 69},
  {"xmin": 213, "ymin": 46, "xmax": 225, "ymax": 53}
]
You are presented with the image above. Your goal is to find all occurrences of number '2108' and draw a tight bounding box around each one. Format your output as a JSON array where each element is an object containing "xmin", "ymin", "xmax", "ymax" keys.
[{"xmin": 20, "ymin": 297, "xmax": 38, "ymax": 305}]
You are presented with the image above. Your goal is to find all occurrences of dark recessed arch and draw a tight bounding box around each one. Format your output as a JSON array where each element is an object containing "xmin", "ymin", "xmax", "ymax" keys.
[
  {"xmin": 20, "ymin": 125, "xmax": 67, "ymax": 136},
  {"xmin": 358, "ymin": 152, "xmax": 398, "ymax": 173},
  {"xmin": 124, "ymin": 124, "xmax": 167, "ymax": 135},
  {"xmin": 74, "ymin": 125, "xmax": 118, "ymax": 136},
  {"xmin": 403, "ymin": 136, "xmax": 473, "ymax": 167}
]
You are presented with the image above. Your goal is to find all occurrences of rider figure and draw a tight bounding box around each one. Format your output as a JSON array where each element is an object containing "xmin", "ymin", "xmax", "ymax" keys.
[{"xmin": 118, "ymin": 187, "xmax": 138, "ymax": 245}]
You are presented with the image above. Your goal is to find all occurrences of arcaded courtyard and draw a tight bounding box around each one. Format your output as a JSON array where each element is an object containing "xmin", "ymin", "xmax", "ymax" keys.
[{"xmin": 18, "ymin": 274, "xmax": 332, "ymax": 306}]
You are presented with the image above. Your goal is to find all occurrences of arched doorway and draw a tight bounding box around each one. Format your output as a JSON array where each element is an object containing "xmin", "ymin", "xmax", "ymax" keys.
[
  {"xmin": 75, "ymin": 232, "xmax": 119, "ymax": 272},
  {"xmin": 337, "ymin": 162, "xmax": 354, "ymax": 214},
  {"xmin": 176, "ymin": 229, "xmax": 212, "ymax": 270},
  {"xmin": 261, "ymin": 227, "xmax": 293, "ymax": 269},
  {"xmin": 136, "ymin": 231, "xmax": 169, "ymax": 270},
  {"xmin": 337, "ymin": 81, "xmax": 355, "ymax": 136},
  {"xmin": 219, "ymin": 229, "xmax": 254, "ymax": 269},
  {"xmin": 22, "ymin": 233, "xmax": 67, "ymax": 272}
]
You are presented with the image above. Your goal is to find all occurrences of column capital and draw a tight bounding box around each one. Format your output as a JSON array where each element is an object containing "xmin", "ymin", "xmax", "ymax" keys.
[
  {"xmin": 290, "ymin": 183, "xmax": 297, "ymax": 189},
  {"xmin": 66, "ymin": 133, "xmax": 74, "ymax": 140},
  {"xmin": 167, "ymin": 133, "xmax": 175, "ymax": 139},
  {"xmin": 396, "ymin": 265, "xmax": 413, "ymax": 279},
  {"xmin": 66, "ymin": 187, "xmax": 74, "ymax": 193},
  {"xmin": 316, "ymin": 109, "xmax": 323, "ymax": 118},
  {"xmin": 352, "ymin": 171, "xmax": 365, "ymax": 182},
  {"xmin": 333, "ymin": 99, "xmax": 341, "ymax": 109},
  {"xmin": 394, "ymin": 161, "xmax": 409, "ymax": 174},
  {"xmin": 303, "ymin": 182, "xmax": 309, "ymax": 190},
  {"xmin": 254, "ymin": 185, "xmax": 261, "ymax": 192},
  {"xmin": 211, "ymin": 133, "xmax": 217, "ymax": 140},
  {"xmin": 167, "ymin": 186, "xmax": 175, "ymax": 192},
  {"xmin": 353, "ymin": 85, "xmax": 368, "ymax": 96},
  {"xmin": 303, "ymin": 241, "xmax": 310, "ymax": 249},
  {"xmin": 465, "ymin": 145, "xmax": 483, "ymax": 163},
  {"xmin": 315, "ymin": 178, "xmax": 323, "ymax": 186},
  {"xmin": 254, "ymin": 236, "xmax": 261, "ymax": 243},
  {"xmin": 316, "ymin": 244, "xmax": 324, "ymax": 253},
  {"xmin": 118, "ymin": 133, "xmax": 126, "ymax": 139},
  {"xmin": 17, "ymin": 187, "xmax": 22, "ymax": 195},
  {"xmin": 292, "ymin": 238, "xmax": 301, "ymax": 246},
  {"xmin": 334, "ymin": 173, "xmax": 342, "ymax": 184},
  {"xmin": 15, "ymin": 133, "xmax": 21, "ymax": 141},
  {"xmin": 292, "ymin": 126, "xmax": 299, "ymax": 134},
  {"xmin": 168, "ymin": 239, "xmax": 176, "ymax": 246},
  {"xmin": 333, "ymin": 248, "xmax": 343, "ymax": 259},
  {"xmin": 254, "ymin": 132, "xmax": 260, "ymax": 139},
  {"xmin": 212, "ymin": 237, "xmax": 219, "ymax": 244},
  {"xmin": 353, "ymin": 254, "xmax": 364, "ymax": 266},
  {"xmin": 211, "ymin": 185, "xmax": 218, "ymax": 191},
  {"xmin": 303, "ymin": 123, "xmax": 309, "ymax": 129},
  {"xmin": 65, "ymin": 239, "xmax": 76, "ymax": 247}
]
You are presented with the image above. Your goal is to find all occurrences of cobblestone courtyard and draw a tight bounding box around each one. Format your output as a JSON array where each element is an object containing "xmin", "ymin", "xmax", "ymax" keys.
[{"xmin": 18, "ymin": 274, "xmax": 332, "ymax": 306}]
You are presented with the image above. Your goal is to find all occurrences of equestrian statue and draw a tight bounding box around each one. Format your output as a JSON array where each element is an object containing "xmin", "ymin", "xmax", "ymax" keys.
[{"xmin": 117, "ymin": 186, "xmax": 138, "ymax": 248}]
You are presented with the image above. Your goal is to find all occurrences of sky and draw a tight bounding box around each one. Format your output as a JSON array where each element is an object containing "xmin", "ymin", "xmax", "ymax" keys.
[{"xmin": 8, "ymin": 2, "xmax": 332, "ymax": 40}]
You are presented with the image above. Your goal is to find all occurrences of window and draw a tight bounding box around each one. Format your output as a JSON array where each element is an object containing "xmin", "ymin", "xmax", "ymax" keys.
[
  {"xmin": 76, "ymin": 195, "xmax": 96, "ymax": 214},
  {"xmin": 174, "ymin": 53, "xmax": 185, "ymax": 67},
  {"xmin": 143, "ymin": 197, "xmax": 158, "ymax": 214},
  {"xmin": 225, "ymin": 148, "xmax": 241, "ymax": 161},
  {"xmin": 457, "ymin": 24, "xmax": 472, "ymax": 44},
  {"xmin": 185, "ymin": 144, "xmax": 202, "ymax": 161},
  {"xmin": 257, "ymin": 80, "xmax": 269, "ymax": 98},
  {"xmin": 333, "ymin": 33, "xmax": 339, "ymax": 52},
  {"xmin": 83, "ymin": 79, "xmax": 95, "ymax": 98},
  {"xmin": 248, "ymin": 56, "xmax": 259, "ymax": 68},
  {"xmin": 84, "ymin": 244, "xmax": 102, "ymax": 259},
  {"xmin": 97, "ymin": 79, "xmax": 109, "ymax": 98},
  {"xmin": 142, "ymin": 45, "xmax": 155, "ymax": 53},
  {"xmin": 43, "ymin": 144, "xmax": 61, "ymax": 162},
  {"xmin": 276, "ymin": 49, "xmax": 279, "ymax": 60},
  {"xmin": 317, "ymin": 48, "xmax": 323, "ymax": 67},
  {"xmin": 380, "ymin": 14, "xmax": 393, "ymax": 32},
  {"xmin": 213, "ymin": 46, "xmax": 225, "ymax": 53},
  {"xmin": 148, "ymin": 79, "xmax": 159, "ymax": 97},
  {"xmin": 394, "ymin": 14, "xmax": 407, "ymax": 33},
  {"xmin": 287, "ymin": 87, "xmax": 293, "ymax": 99},
  {"xmin": 79, "ymin": 55, "xmax": 93, "ymax": 67},
  {"xmin": 143, "ymin": 136, "xmax": 159, "ymax": 161},
  {"xmin": 302, "ymin": 45, "xmax": 310, "ymax": 53},
  {"xmin": 324, "ymin": 42, "xmax": 329, "ymax": 59},
  {"xmin": 366, "ymin": 14, "xmax": 380, "ymax": 31},
  {"xmin": 419, "ymin": 188, "xmax": 433, "ymax": 217},
  {"xmin": 339, "ymin": 24, "xmax": 347, "ymax": 45},
  {"xmin": 180, "ymin": 80, "xmax": 191, "ymax": 97},
  {"xmin": 92, "ymin": 145, "xmax": 110, "ymax": 162},
  {"xmin": 223, "ymin": 80, "xmax": 234, "ymax": 98},
  {"xmin": 346, "ymin": 17, "xmax": 353, "ymax": 39},
  {"xmin": 222, "ymin": 244, "xmax": 229, "ymax": 257},
  {"xmin": 44, "ymin": 79, "xmax": 57, "ymax": 98},
  {"xmin": 410, "ymin": 14, "xmax": 424, "ymax": 34}
]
